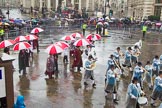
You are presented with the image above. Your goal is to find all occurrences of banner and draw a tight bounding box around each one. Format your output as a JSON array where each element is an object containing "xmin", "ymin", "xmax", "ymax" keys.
[{"xmin": 0, "ymin": 67, "xmax": 6, "ymax": 98}]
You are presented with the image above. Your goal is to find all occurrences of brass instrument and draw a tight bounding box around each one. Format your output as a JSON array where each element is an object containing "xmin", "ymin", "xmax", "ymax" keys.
[{"xmin": 85, "ymin": 60, "xmax": 96, "ymax": 71}]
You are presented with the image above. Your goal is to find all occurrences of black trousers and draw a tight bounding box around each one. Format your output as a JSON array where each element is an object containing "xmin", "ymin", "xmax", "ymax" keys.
[
  {"xmin": 83, "ymin": 29, "xmax": 85, "ymax": 36},
  {"xmin": 63, "ymin": 55, "xmax": 68, "ymax": 62},
  {"xmin": 143, "ymin": 31, "xmax": 146, "ymax": 38}
]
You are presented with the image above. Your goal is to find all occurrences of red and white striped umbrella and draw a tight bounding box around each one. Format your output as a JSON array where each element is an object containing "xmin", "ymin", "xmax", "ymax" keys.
[
  {"xmin": 0, "ymin": 39, "xmax": 16, "ymax": 48},
  {"xmin": 45, "ymin": 44, "xmax": 64, "ymax": 54},
  {"xmin": 31, "ymin": 27, "xmax": 44, "ymax": 33},
  {"xmin": 13, "ymin": 42, "xmax": 31, "ymax": 51},
  {"xmin": 156, "ymin": 23, "xmax": 161, "ymax": 26},
  {"xmin": 55, "ymin": 41, "xmax": 69, "ymax": 49},
  {"xmin": 61, "ymin": 35, "xmax": 75, "ymax": 41},
  {"xmin": 73, "ymin": 38, "xmax": 90, "ymax": 46},
  {"xmin": 86, "ymin": 34, "xmax": 101, "ymax": 41},
  {"xmin": 25, "ymin": 34, "xmax": 38, "ymax": 40},
  {"xmin": 71, "ymin": 33, "xmax": 83, "ymax": 38},
  {"xmin": 14, "ymin": 36, "xmax": 27, "ymax": 42}
]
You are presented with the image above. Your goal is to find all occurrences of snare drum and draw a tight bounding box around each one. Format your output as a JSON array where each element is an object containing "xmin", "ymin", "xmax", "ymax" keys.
[{"xmin": 138, "ymin": 97, "xmax": 148, "ymax": 106}]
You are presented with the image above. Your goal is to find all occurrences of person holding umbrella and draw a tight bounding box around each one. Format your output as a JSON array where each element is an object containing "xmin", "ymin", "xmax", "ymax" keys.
[
  {"xmin": 18, "ymin": 49, "xmax": 29, "ymax": 75},
  {"xmin": 72, "ymin": 46, "xmax": 83, "ymax": 72},
  {"xmin": 45, "ymin": 54, "xmax": 55, "ymax": 79}
]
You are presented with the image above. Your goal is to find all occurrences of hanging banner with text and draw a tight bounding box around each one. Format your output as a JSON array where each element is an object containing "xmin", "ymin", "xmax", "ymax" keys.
[{"xmin": 0, "ymin": 67, "xmax": 6, "ymax": 98}]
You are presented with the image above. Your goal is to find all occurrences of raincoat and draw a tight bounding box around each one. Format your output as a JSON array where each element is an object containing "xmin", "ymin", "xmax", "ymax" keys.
[
  {"xmin": 152, "ymin": 58, "xmax": 160, "ymax": 76},
  {"xmin": 126, "ymin": 83, "xmax": 141, "ymax": 108},
  {"xmin": 124, "ymin": 50, "xmax": 132, "ymax": 67},
  {"xmin": 106, "ymin": 58, "xmax": 115, "ymax": 71},
  {"xmin": 72, "ymin": 48, "xmax": 83, "ymax": 68},
  {"xmin": 14, "ymin": 95, "xmax": 26, "ymax": 108},
  {"xmin": 151, "ymin": 76, "xmax": 162, "ymax": 101},
  {"xmin": 145, "ymin": 64, "xmax": 153, "ymax": 84},
  {"xmin": 105, "ymin": 69, "xmax": 117, "ymax": 93},
  {"xmin": 84, "ymin": 59, "xmax": 93, "ymax": 83}
]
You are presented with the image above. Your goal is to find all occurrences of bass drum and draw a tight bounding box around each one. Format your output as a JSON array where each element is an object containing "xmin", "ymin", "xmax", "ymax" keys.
[{"xmin": 138, "ymin": 97, "xmax": 148, "ymax": 106}]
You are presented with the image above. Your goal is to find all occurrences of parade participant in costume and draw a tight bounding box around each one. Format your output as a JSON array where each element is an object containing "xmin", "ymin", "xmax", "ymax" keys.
[
  {"xmin": 126, "ymin": 77, "xmax": 143, "ymax": 108},
  {"xmin": 33, "ymin": 33, "xmax": 39, "ymax": 53},
  {"xmin": 63, "ymin": 47, "xmax": 69, "ymax": 63},
  {"xmin": 132, "ymin": 62, "xmax": 144, "ymax": 89},
  {"xmin": 45, "ymin": 55, "xmax": 55, "ymax": 79},
  {"xmin": 84, "ymin": 55, "xmax": 96, "ymax": 87},
  {"xmin": 105, "ymin": 65, "xmax": 118, "ymax": 103},
  {"xmin": 85, "ymin": 45, "xmax": 90, "ymax": 56},
  {"xmin": 123, "ymin": 47, "xmax": 132, "ymax": 71},
  {"xmin": 106, "ymin": 54, "xmax": 115, "ymax": 71},
  {"xmin": 152, "ymin": 55, "xmax": 160, "ymax": 77},
  {"xmin": 113, "ymin": 47, "xmax": 122, "ymax": 64},
  {"xmin": 145, "ymin": 61, "xmax": 153, "ymax": 90},
  {"xmin": 131, "ymin": 45, "xmax": 141, "ymax": 64},
  {"xmin": 14, "ymin": 95, "xmax": 26, "ymax": 108},
  {"xmin": 151, "ymin": 71, "xmax": 162, "ymax": 107},
  {"xmin": 18, "ymin": 49, "xmax": 28, "ymax": 75},
  {"xmin": 72, "ymin": 47, "xmax": 83, "ymax": 71}
]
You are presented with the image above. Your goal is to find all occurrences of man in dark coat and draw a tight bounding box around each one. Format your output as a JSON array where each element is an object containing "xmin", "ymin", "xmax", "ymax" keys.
[{"xmin": 18, "ymin": 49, "xmax": 28, "ymax": 74}]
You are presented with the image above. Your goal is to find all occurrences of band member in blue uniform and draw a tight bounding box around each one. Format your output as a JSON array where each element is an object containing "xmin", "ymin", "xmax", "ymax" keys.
[
  {"xmin": 145, "ymin": 61, "xmax": 153, "ymax": 90},
  {"xmin": 126, "ymin": 77, "xmax": 142, "ymax": 108},
  {"xmin": 123, "ymin": 47, "xmax": 132, "ymax": 71},
  {"xmin": 152, "ymin": 55, "xmax": 160, "ymax": 77},
  {"xmin": 84, "ymin": 55, "xmax": 96, "ymax": 87},
  {"xmin": 131, "ymin": 45, "xmax": 141, "ymax": 64},
  {"xmin": 151, "ymin": 71, "xmax": 162, "ymax": 107},
  {"xmin": 132, "ymin": 62, "xmax": 144, "ymax": 89},
  {"xmin": 105, "ymin": 65, "xmax": 118, "ymax": 103}
]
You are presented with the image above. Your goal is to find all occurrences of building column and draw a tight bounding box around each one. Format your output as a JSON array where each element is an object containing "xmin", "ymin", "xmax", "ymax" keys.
[
  {"xmin": 64, "ymin": 0, "xmax": 66, "ymax": 7},
  {"xmin": 22, "ymin": 0, "xmax": 26, "ymax": 7},
  {"xmin": 79, "ymin": 0, "xmax": 81, "ymax": 10},
  {"xmin": 86, "ymin": 0, "xmax": 89, "ymax": 11},
  {"xmin": 31, "ymin": 0, "xmax": 34, "ymax": 8},
  {"xmin": 56, "ymin": 0, "xmax": 58, "ymax": 10},
  {"xmin": 160, "ymin": 8, "xmax": 162, "ymax": 21},
  {"xmin": 47, "ymin": 0, "xmax": 51, "ymax": 10},
  {"xmin": 71, "ymin": 0, "xmax": 74, "ymax": 8},
  {"xmin": 40, "ymin": 0, "xmax": 42, "ymax": 10}
]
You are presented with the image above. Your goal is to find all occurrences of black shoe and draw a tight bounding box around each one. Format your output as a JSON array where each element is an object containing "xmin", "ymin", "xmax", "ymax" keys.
[
  {"xmin": 92, "ymin": 83, "xmax": 96, "ymax": 88},
  {"xmin": 150, "ymin": 103, "xmax": 156, "ymax": 107},
  {"xmin": 113, "ymin": 99, "xmax": 119, "ymax": 104},
  {"xmin": 84, "ymin": 82, "xmax": 88, "ymax": 85}
]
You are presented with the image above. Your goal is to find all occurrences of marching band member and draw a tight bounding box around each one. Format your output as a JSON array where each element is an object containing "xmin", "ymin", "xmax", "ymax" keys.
[
  {"xmin": 106, "ymin": 55, "xmax": 115, "ymax": 71},
  {"xmin": 152, "ymin": 55, "xmax": 160, "ymax": 77},
  {"xmin": 105, "ymin": 65, "xmax": 118, "ymax": 103},
  {"xmin": 123, "ymin": 47, "xmax": 133, "ymax": 71},
  {"xmin": 84, "ymin": 55, "xmax": 96, "ymax": 87},
  {"xmin": 131, "ymin": 45, "xmax": 141, "ymax": 64},
  {"xmin": 113, "ymin": 47, "xmax": 123, "ymax": 67},
  {"xmin": 132, "ymin": 62, "xmax": 144, "ymax": 89},
  {"xmin": 151, "ymin": 71, "xmax": 162, "ymax": 107},
  {"xmin": 126, "ymin": 77, "xmax": 142, "ymax": 108},
  {"xmin": 145, "ymin": 61, "xmax": 153, "ymax": 90}
]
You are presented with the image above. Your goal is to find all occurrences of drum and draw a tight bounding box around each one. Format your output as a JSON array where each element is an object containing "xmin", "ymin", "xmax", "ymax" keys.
[{"xmin": 138, "ymin": 97, "xmax": 148, "ymax": 106}]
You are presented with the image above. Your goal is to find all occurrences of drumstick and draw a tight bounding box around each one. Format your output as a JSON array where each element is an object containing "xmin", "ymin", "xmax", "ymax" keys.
[{"xmin": 113, "ymin": 59, "xmax": 121, "ymax": 70}]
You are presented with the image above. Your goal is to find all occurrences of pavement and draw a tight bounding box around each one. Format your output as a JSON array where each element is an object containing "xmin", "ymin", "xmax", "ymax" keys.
[{"xmin": 9, "ymin": 30, "xmax": 162, "ymax": 108}]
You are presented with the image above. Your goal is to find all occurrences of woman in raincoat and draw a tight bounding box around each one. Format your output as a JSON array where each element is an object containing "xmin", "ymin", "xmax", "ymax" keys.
[
  {"xmin": 45, "ymin": 54, "xmax": 55, "ymax": 79},
  {"xmin": 14, "ymin": 95, "xmax": 26, "ymax": 108}
]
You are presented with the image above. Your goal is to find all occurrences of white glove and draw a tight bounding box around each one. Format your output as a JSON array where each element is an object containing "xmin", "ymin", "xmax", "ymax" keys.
[
  {"xmin": 131, "ymin": 95, "xmax": 137, "ymax": 99},
  {"xmin": 159, "ymin": 84, "xmax": 162, "ymax": 87}
]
